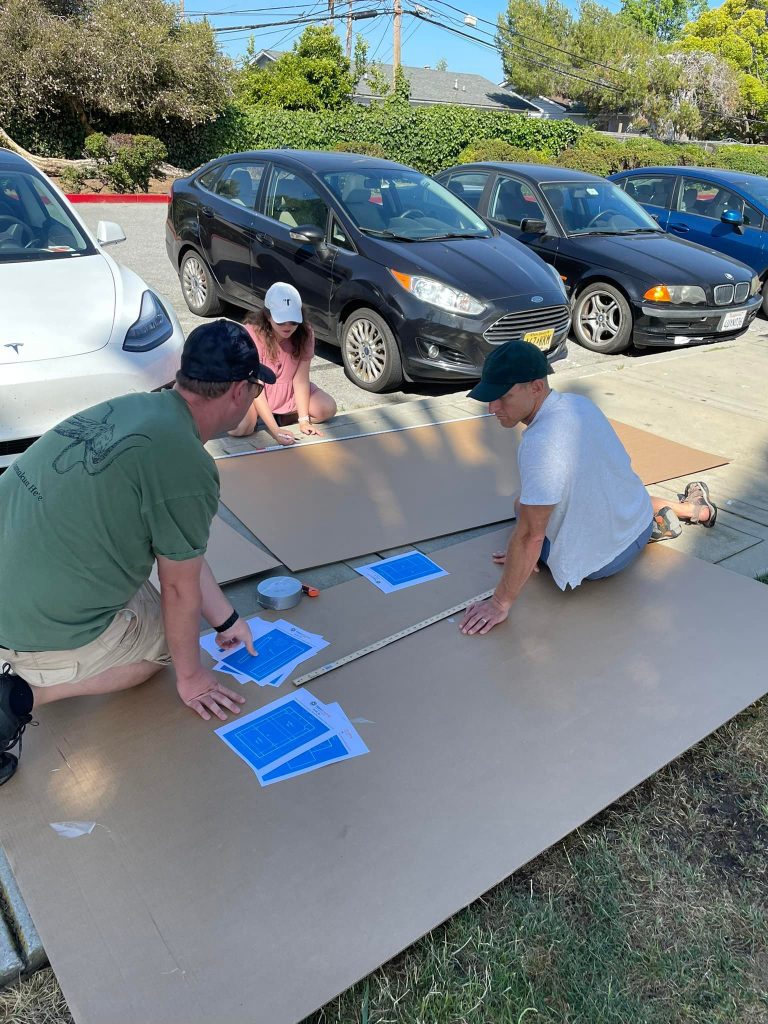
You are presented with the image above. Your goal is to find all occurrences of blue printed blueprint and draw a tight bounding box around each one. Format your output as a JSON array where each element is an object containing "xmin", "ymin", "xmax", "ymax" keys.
[
  {"xmin": 261, "ymin": 735, "xmax": 349, "ymax": 782},
  {"xmin": 355, "ymin": 550, "xmax": 448, "ymax": 594},
  {"xmin": 220, "ymin": 696, "xmax": 331, "ymax": 772},
  {"xmin": 220, "ymin": 628, "xmax": 312, "ymax": 683}
]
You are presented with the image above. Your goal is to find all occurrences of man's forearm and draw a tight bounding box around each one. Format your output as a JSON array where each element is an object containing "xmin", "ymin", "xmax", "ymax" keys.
[
  {"xmin": 494, "ymin": 526, "xmax": 546, "ymax": 608},
  {"xmin": 199, "ymin": 558, "xmax": 233, "ymax": 627},
  {"xmin": 161, "ymin": 585, "xmax": 204, "ymax": 682}
]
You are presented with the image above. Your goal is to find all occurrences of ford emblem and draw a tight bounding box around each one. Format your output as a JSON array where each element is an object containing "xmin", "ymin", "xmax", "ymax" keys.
[{"xmin": 531, "ymin": 295, "xmax": 544, "ymax": 303}]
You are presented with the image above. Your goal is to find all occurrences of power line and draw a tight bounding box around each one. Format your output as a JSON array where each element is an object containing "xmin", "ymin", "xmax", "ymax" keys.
[
  {"xmin": 420, "ymin": 0, "xmax": 630, "ymax": 77},
  {"xmin": 212, "ymin": 7, "xmax": 385, "ymax": 33}
]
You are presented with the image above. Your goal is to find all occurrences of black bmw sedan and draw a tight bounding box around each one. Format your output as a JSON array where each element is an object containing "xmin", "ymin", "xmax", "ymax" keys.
[
  {"xmin": 435, "ymin": 162, "xmax": 761, "ymax": 354},
  {"xmin": 165, "ymin": 150, "xmax": 570, "ymax": 392}
]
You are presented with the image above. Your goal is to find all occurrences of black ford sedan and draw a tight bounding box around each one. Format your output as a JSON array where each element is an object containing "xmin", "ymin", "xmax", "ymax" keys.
[
  {"xmin": 435, "ymin": 163, "xmax": 761, "ymax": 354},
  {"xmin": 166, "ymin": 150, "xmax": 570, "ymax": 392}
]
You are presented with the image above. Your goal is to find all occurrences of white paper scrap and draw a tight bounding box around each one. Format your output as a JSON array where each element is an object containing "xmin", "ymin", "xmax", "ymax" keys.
[{"xmin": 49, "ymin": 821, "xmax": 96, "ymax": 838}]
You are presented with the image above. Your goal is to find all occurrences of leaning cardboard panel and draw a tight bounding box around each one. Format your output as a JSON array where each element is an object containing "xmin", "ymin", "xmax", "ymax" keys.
[
  {"xmin": 150, "ymin": 514, "xmax": 279, "ymax": 589},
  {"xmin": 3, "ymin": 539, "xmax": 766, "ymax": 1024},
  {"xmin": 218, "ymin": 415, "xmax": 521, "ymax": 571},
  {"xmin": 217, "ymin": 415, "xmax": 726, "ymax": 570}
]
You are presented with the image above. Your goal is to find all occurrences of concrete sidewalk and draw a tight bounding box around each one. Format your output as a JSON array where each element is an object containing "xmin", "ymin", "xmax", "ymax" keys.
[{"xmin": 2, "ymin": 333, "xmax": 767, "ymax": 987}]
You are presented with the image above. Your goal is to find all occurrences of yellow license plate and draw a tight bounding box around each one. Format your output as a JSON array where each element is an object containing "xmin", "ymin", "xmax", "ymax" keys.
[{"xmin": 523, "ymin": 328, "xmax": 554, "ymax": 350}]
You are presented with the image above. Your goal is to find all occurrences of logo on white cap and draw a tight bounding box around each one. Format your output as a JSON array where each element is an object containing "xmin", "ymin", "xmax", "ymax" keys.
[{"xmin": 265, "ymin": 282, "xmax": 303, "ymax": 324}]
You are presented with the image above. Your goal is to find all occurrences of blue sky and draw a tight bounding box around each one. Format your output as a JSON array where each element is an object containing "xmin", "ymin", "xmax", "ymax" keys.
[{"xmin": 183, "ymin": 1, "xmax": 525, "ymax": 83}]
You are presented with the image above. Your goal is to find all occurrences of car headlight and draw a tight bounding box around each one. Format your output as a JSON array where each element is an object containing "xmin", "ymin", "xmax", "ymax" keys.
[
  {"xmin": 123, "ymin": 291, "xmax": 174, "ymax": 352},
  {"xmin": 751, "ymin": 274, "xmax": 761, "ymax": 296},
  {"xmin": 643, "ymin": 284, "xmax": 706, "ymax": 305},
  {"xmin": 389, "ymin": 270, "xmax": 485, "ymax": 315}
]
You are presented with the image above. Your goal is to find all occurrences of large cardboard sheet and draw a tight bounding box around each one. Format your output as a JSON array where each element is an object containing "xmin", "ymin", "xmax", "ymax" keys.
[
  {"xmin": 150, "ymin": 515, "xmax": 279, "ymax": 589},
  {"xmin": 3, "ymin": 537, "xmax": 766, "ymax": 1024},
  {"xmin": 217, "ymin": 415, "xmax": 727, "ymax": 570}
]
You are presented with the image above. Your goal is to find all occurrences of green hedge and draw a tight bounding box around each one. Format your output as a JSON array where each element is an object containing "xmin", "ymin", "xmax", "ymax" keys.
[{"xmin": 161, "ymin": 102, "xmax": 586, "ymax": 173}]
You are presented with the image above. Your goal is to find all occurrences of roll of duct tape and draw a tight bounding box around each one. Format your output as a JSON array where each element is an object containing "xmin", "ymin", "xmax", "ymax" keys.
[{"xmin": 256, "ymin": 576, "xmax": 303, "ymax": 610}]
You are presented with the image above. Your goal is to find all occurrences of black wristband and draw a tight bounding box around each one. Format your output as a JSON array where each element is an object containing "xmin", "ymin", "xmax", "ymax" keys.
[{"xmin": 214, "ymin": 609, "xmax": 239, "ymax": 634}]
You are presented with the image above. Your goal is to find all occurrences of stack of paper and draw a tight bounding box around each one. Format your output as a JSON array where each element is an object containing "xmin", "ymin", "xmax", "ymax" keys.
[
  {"xmin": 215, "ymin": 690, "xmax": 368, "ymax": 786},
  {"xmin": 200, "ymin": 616, "xmax": 328, "ymax": 687}
]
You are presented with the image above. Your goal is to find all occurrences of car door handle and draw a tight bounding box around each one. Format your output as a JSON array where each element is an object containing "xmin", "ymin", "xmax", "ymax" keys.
[
  {"xmin": 200, "ymin": 206, "xmax": 214, "ymax": 219},
  {"xmin": 253, "ymin": 231, "xmax": 274, "ymax": 248},
  {"xmin": 670, "ymin": 223, "xmax": 689, "ymax": 232}
]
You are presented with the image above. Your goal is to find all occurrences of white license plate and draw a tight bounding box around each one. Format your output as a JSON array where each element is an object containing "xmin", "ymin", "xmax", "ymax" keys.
[{"xmin": 720, "ymin": 310, "xmax": 746, "ymax": 331}]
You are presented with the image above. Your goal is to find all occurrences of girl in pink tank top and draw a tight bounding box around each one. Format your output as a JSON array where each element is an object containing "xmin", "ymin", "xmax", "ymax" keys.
[{"xmin": 229, "ymin": 283, "xmax": 337, "ymax": 445}]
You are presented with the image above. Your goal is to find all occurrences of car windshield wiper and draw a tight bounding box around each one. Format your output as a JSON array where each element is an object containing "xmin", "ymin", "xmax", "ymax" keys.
[
  {"xmin": 423, "ymin": 232, "xmax": 489, "ymax": 240},
  {"xmin": 357, "ymin": 227, "xmax": 416, "ymax": 241},
  {"xmin": 614, "ymin": 227, "xmax": 663, "ymax": 234}
]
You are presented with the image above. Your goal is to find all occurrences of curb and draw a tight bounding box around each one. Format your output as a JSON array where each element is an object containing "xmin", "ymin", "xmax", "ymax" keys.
[{"xmin": 66, "ymin": 193, "xmax": 169, "ymax": 203}]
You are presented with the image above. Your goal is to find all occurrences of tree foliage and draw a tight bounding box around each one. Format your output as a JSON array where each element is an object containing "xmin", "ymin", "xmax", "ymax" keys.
[
  {"xmin": 0, "ymin": 0, "xmax": 231, "ymax": 131},
  {"xmin": 621, "ymin": 0, "xmax": 706, "ymax": 43},
  {"xmin": 235, "ymin": 25, "xmax": 357, "ymax": 111}
]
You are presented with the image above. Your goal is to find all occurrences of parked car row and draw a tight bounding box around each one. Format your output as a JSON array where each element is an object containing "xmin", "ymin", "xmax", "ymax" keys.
[
  {"xmin": 3, "ymin": 146, "xmax": 767, "ymax": 462},
  {"xmin": 167, "ymin": 150, "xmax": 765, "ymax": 381}
]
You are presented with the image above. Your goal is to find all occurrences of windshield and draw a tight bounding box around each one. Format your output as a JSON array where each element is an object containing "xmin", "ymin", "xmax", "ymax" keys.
[
  {"xmin": 738, "ymin": 177, "xmax": 768, "ymax": 206},
  {"xmin": 321, "ymin": 167, "xmax": 492, "ymax": 241},
  {"xmin": 540, "ymin": 180, "xmax": 661, "ymax": 236},
  {"xmin": 0, "ymin": 169, "xmax": 94, "ymax": 263}
]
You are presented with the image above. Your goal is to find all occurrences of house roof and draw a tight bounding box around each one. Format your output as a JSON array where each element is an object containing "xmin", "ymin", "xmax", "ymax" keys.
[{"xmin": 355, "ymin": 64, "xmax": 540, "ymax": 112}]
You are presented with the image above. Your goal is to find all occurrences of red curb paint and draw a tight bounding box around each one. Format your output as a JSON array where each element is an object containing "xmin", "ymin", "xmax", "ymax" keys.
[{"xmin": 66, "ymin": 193, "xmax": 169, "ymax": 204}]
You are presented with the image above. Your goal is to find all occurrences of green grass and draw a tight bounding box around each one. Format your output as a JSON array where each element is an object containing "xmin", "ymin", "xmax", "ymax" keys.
[{"xmin": 3, "ymin": 702, "xmax": 767, "ymax": 1024}]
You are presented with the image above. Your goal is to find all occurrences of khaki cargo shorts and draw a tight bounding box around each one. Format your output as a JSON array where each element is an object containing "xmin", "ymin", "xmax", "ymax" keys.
[{"xmin": 5, "ymin": 581, "xmax": 171, "ymax": 688}]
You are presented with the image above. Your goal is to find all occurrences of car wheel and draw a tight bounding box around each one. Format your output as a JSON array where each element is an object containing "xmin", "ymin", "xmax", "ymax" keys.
[
  {"xmin": 572, "ymin": 282, "xmax": 632, "ymax": 354},
  {"xmin": 761, "ymin": 279, "xmax": 768, "ymax": 317},
  {"xmin": 341, "ymin": 309, "xmax": 404, "ymax": 392},
  {"xmin": 180, "ymin": 251, "xmax": 222, "ymax": 316}
]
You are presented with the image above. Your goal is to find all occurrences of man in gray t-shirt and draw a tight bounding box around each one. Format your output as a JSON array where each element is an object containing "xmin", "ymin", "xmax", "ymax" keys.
[{"xmin": 460, "ymin": 342, "xmax": 717, "ymax": 637}]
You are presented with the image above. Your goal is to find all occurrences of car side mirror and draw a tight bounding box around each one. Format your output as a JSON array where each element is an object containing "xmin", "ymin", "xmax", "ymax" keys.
[
  {"xmin": 289, "ymin": 224, "xmax": 326, "ymax": 248},
  {"xmin": 96, "ymin": 221, "xmax": 126, "ymax": 246},
  {"xmin": 520, "ymin": 218, "xmax": 546, "ymax": 234},
  {"xmin": 721, "ymin": 209, "xmax": 744, "ymax": 233}
]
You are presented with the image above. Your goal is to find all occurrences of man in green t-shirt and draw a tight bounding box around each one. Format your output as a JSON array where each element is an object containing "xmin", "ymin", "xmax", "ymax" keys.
[{"xmin": 0, "ymin": 319, "xmax": 276, "ymax": 785}]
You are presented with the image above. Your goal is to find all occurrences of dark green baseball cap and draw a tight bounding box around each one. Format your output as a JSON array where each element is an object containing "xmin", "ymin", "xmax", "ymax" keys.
[{"xmin": 467, "ymin": 341, "xmax": 552, "ymax": 402}]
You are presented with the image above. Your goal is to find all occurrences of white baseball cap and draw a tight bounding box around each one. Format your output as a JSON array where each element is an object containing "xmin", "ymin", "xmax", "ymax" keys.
[{"xmin": 264, "ymin": 282, "xmax": 303, "ymax": 324}]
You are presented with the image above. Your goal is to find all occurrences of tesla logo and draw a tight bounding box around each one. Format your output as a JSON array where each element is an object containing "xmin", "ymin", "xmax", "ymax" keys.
[
  {"xmin": 530, "ymin": 295, "xmax": 544, "ymax": 303},
  {"xmin": 4, "ymin": 343, "xmax": 23, "ymax": 354}
]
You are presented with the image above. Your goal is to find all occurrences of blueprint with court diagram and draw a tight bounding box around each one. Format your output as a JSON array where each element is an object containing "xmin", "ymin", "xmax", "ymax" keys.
[
  {"xmin": 200, "ymin": 616, "xmax": 328, "ymax": 687},
  {"xmin": 216, "ymin": 693, "xmax": 368, "ymax": 786},
  {"xmin": 355, "ymin": 550, "xmax": 449, "ymax": 594}
]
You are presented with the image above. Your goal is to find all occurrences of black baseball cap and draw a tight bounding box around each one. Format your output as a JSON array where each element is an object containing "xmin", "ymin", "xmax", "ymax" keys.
[
  {"xmin": 180, "ymin": 319, "xmax": 277, "ymax": 385},
  {"xmin": 467, "ymin": 341, "xmax": 552, "ymax": 402}
]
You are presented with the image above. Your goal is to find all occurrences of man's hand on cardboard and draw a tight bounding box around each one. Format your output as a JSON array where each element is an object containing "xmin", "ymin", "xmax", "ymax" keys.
[
  {"xmin": 492, "ymin": 549, "xmax": 538, "ymax": 572},
  {"xmin": 460, "ymin": 595, "xmax": 510, "ymax": 636},
  {"xmin": 177, "ymin": 666, "xmax": 246, "ymax": 722}
]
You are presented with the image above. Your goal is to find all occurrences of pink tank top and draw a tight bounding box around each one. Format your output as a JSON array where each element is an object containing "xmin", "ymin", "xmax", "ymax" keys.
[{"xmin": 244, "ymin": 323, "xmax": 315, "ymax": 415}]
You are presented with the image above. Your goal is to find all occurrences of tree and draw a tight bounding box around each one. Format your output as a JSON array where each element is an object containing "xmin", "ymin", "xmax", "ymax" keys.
[
  {"xmin": 679, "ymin": 0, "xmax": 768, "ymax": 137},
  {"xmin": 435, "ymin": 57, "xmax": 448, "ymax": 71},
  {"xmin": 0, "ymin": 0, "xmax": 231, "ymax": 132},
  {"xmin": 621, "ymin": 0, "xmax": 706, "ymax": 43},
  {"xmin": 496, "ymin": 0, "xmax": 573, "ymax": 97},
  {"xmin": 235, "ymin": 25, "xmax": 356, "ymax": 110}
]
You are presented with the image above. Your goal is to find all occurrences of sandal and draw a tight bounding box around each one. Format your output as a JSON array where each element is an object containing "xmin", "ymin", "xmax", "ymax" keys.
[
  {"xmin": 680, "ymin": 480, "xmax": 710, "ymax": 504},
  {"xmin": 650, "ymin": 506, "xmax": 682, "ymax": 542},
  {"xmin": 690, "ymin": 496, "xmax": 718, "ymax": 528}
]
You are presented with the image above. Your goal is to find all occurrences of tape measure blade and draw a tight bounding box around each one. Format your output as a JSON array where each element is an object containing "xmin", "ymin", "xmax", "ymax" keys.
[{"xmin": 292, "ymin": 588, "xmax": 494, "ymax": 686}]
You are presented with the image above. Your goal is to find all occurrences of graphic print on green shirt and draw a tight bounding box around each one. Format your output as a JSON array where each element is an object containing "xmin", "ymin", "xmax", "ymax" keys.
[
  {"xmin": 51, "ymin": 403, "xmax": 151, "ymax": 475},
  {"xmin": 0, "ymin": 390, "xmax": 219, "ymax": 653}
]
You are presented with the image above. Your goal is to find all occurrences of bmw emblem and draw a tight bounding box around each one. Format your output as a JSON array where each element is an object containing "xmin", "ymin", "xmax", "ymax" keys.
[
  {"xmin": 530, "ymin": 295, "xmax": 544, "ymax": 303},
  {"xmin": 724, "ymin": 273, "xmax": 734, "ymax": 280}
]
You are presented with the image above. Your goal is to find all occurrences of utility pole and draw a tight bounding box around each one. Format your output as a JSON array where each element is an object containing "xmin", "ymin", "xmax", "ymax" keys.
[
  {"xmin": 328, "ymin": 0, "xmax": 334, "ymax": 26},
  {"xmin": 393, "ymin": 0, "xmax": 402, "ymax": 82},
  {"xmin": 346, "ymin": 0, "xmax": 353, "ymax": 58}
]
